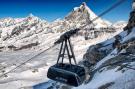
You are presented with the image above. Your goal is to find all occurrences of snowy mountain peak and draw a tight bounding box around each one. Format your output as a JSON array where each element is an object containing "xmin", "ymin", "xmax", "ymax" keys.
[
  {"xmin": 82, "ymin": 2, "xmax": 86, "ymax": 6},
  {"xmin": 66, "ymin": 2, "xmax": 112, "ymax": 28},
  {"xmin": 113, "ymin": 21, "xmax": 127, "ymax": 28},
  {"xmin": 80, "ymin": 2, "xmax": 98, "ymax": 20},
  {"xmin": 29, "ymin": 13, "xmax": 34, "ymax": 17},
  {"xmin": 26, "ymin": 13, "xmax": 40, "ymax": 22},
  {"xmin": 73, "ymin": 2, "xmax": 86, "ymax": 11}
]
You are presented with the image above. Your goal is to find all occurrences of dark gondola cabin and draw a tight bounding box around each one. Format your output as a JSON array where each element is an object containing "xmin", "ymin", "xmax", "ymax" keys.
[
  {"xmin": 47, "ymin": 63, "xmax": 86, "ymax": 87},
  {"xmin": 47, "ymin": 35, "xmax": 86, "ymax": 87}
]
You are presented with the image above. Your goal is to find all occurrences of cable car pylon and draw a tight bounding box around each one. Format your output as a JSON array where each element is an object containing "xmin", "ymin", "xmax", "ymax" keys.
[
  {"xmin": 47, "ymin": 31, "xmax": 86, "ymax": 87},
  {"xmin": 56, "ymin": 38, "xmax": 77, "ymax": 65}
]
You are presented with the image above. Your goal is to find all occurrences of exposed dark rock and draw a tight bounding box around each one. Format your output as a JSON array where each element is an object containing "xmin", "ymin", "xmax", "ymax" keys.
[
  {"xmin": 47, "ymin": 86, "xmax": 53, "ymax": 89},
  {"xmin": 11, "ymin": 26, "xmax": 23, "ymax": 36},
  {"xmin": 124, "ymin": 10, "xmax": 135, "ymax": 34},
  {"xmin": 126, "ymin": 42, "xmax": 135, "ymax": 54},
  {"xmin": 116, "ymin": 64, "xmax": 129, "ymax": 72},
  {"xmin": 60, "ymin": 85, "xmax": 72, "ymax": 89},
  {"xmin": 98, "ymin": 82, "xmax": 115, "ymax": 89},
  {"xmin": 83, "ymin": 43, "xmax": 113, "ymax": 67},
  {"xmin": 7, "ymin": 45, "xmax": 17, "ymax": 50},
  {"xmin": 0, "ymin": 46, "xmax": 4, "ymax": 49},
  {"xmin": 83, "ymin": 44, "xmax": 105, "ymax": 65},
  {"xmin": 16, "ymin": 41, "xmax": 39, "ymax": 50}
]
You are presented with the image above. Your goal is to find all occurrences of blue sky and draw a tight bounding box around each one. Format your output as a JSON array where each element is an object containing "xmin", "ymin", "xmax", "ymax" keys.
[{"xmin": 0, "ymin": 0, "xmax": 132, "ymax": 23}]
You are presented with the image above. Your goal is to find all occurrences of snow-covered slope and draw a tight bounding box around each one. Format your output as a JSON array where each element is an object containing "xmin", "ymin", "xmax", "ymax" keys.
[
  {"xmin": 112, "ymin": 21, "xmax": 127, "ymax": 28},
  {"xmin": 0, "ymin": 14, "xmax": 53, "ymax": 51}
]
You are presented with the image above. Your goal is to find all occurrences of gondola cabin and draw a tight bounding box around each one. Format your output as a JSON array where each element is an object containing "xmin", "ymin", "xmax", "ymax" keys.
[
  {"xmin": 47, "ymin": 63, "xmax": 86, "ymax": 87},
  {"xmin": 47, "ymin": 38, "xmax": 86, "ymax": 87}
]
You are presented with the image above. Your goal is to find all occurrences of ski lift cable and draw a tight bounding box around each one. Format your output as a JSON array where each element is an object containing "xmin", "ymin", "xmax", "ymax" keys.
[
  {"xmin": 0, "ymin": 0, "xmax": 127, "ymax": 78},
  {"xmin": 0, "ymin": 45, "xmax": 56, "ymax": 78}
]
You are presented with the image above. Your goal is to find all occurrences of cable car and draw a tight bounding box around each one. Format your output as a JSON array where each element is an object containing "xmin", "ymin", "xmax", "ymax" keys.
[
  {"xmin": 47, "ymin": 38, "xmax": 86, "ymax": 87},
  {"xmin": 47, "ymin": 63, "xmax": 86, "ymax": 87}
]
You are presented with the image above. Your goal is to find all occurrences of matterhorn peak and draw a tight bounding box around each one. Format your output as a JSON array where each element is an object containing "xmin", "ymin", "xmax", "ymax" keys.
[
  {"xmin": 29, "ymin": 13, "xmax": 34, "ymax": 17},
  {"xmin": 65, "ymin": 2, "xmax": 111, "ymax": 28},
  {"xmin": 73, "ymin": 2, "xmax": 88, "ymax": 12},
  {"xmin": 79, "ymin": 2, "xmax": 89, "ymax": 11},
  {"xmin": 80, "ymin": 2, "xmax": 98, "ymax": 18},
  {"xmin": 82, "ymin": 2, "xmax": 87, "ymax": 6}
]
